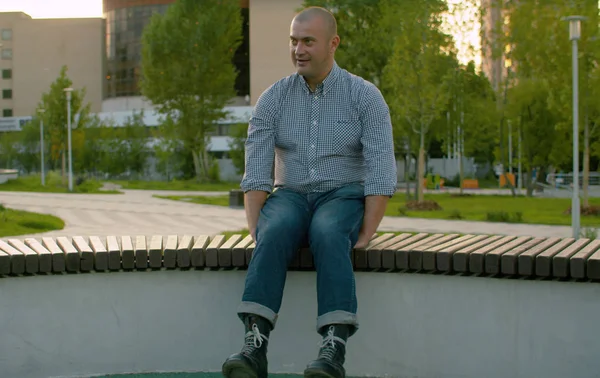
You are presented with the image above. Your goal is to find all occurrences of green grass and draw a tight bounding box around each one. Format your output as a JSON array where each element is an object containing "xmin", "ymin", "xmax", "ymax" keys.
[
  {"xmin": 394, "ymin": 193, "xmax": 600, "ymax": 227},
  {"xmin": 156, "ymin": 192, "xmax": 600, "ymax": 227},
  {"xmin": 0, "ymin": 205, "xmax": 65, "ymax": 237},
  {"xmin": 108, "ymin": 179, "xmax": 239, "ymax": 192},
  {"xmin": 0, "ymin": 172, "xmax": 121, "ymax": 194}
]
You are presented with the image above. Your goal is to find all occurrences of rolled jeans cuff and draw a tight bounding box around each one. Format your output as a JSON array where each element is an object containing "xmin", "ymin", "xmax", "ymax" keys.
[
  {"xmin": 317, "ymin": 310, "xmax": 359, "ymax": 336},
  {"xmin": 237, "ymin": 301, "xmax": 278, "ymax": 329}
]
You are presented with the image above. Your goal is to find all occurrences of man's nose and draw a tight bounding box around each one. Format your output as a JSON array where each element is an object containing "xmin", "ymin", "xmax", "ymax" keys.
[{"xmin": 294, "ymin": 43, "xmax": 305, "ymax": 55}]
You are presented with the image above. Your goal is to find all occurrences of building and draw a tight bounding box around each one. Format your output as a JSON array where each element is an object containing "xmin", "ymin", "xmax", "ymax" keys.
[
  {"xmin": 0, "ymin": 0, "xmax": 304, "ymax": 133},
  {"xmin": 0, "ymin": 12, "xmax": 104, "ymax": 127},
  {"xmin": 480, "ymin": 0, "xmax": 509, "ymax": 93},
  {"xmin": 101, "ymin": 0, "xmax": 302, "ymax": 113}
]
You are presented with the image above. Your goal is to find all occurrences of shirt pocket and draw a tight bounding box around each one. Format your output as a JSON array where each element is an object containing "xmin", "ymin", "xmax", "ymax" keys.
[{"xmin": 329, "ymin": 119, "xmax": 363, "ymax": 155}]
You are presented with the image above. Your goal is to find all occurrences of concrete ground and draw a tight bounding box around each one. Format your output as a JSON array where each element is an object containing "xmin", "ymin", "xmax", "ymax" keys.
[{"xmin": 0, "ymin": 189, "xmax": 576, "ymax": 239}]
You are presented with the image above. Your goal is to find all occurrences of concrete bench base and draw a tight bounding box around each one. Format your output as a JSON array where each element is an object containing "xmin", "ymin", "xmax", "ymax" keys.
[{"xmin": 1, "ymin": 269, "xmax": 598, "ymax": 378}]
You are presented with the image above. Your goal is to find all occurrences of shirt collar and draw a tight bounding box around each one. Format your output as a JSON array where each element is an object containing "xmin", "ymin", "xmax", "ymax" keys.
[{"xmin": 299, "ymin": 61, "xmax": 340, "ymax": 96}]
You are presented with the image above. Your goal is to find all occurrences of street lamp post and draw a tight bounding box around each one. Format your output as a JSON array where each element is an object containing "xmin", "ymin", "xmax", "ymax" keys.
[
  {"xmin": 564, "ymin": 15, "xmax": 586, "ymax": 239},
  {"xmin": 38, "ymin": 108, "xmax": 45, "ymax": 186},
  {"xmin": 64, "ymin": 87, "xmax": 73, "ymax": 192}
]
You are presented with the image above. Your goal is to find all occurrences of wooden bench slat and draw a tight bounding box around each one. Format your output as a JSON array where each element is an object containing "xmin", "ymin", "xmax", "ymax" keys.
[
  {"xmin": 355, "ymin": 233, "xmax": 395, "ymax": 269},
  {"xmin": 176, "ymin": 234, "xmax": 194, "ymax": 268},
  {"xmin": 431, "ymin": 234, "xmax": 489, "ymax": 272},
  {"xmin": 41, "ymin": 237, "xmax": 66, "ymax": 272},
  {"xmin": 0, "ymin": 248, "xmax": 9, "ymax": 275},
  {"xmin": 453, "ymin": 235, "xmax": 514, "ymax": 273},
  {"xmin": 409, "ymin": 234, "xmax": 460, "ymax": 271},
  {"xmin": 163, "ymin": 235, "xmax": 179, "ymax": 268},
  {"xmin": 537, "ymin": 238, "xmax": 588, "ymax": 277},
  {"xmin": 24, "ymin": 238, "xmax": 52, "ymax": 273},
  {"xmin": 586, "ymin": 248, "xmax": 600, "ymax": 279},
  {"xmin": 367, "ymin": 233, "xmax": 413, "ymax": 269},
  {"xmin": 232, "ymin": 235, "xmax": 253, "ymax": 265},
  {"xmin": 55, "ymin": 237, "xmax": 80, "ymax": 272},
  {"xmin": 8, "ymin": 239, "xmax": 39, "ymax": 274},
  {"xmin": 554, "ymin": 239, "xmax": 598, "ymax": 278},
  {"xmin": 205, "ymin": 235, "xmax": 226, "ymax": 267},
  {"xmin": 88, "ymin": 236, "xmax": 109, "ymax": 271},
  {"xmin": 106, "ymin": 236, "xmax": 122, "ymax": 270},
  {"xmin": 570, "ymin": 239, "xmax": 600, "ymax": 279},
  {"xmin": 519, "ymin": 238, "xmax": 572, "ymax": 276},
  {"xmin": 499, "ymin": 237, "xmax": 547, "ymax": 275},
  {"xmin": 477, "ymin": 236, "xmax": 531, "ymax": 274},
  {"xmin": 134, "ymin": 235, "xmax": 148, "ymax": 269},
  {"xmin": 72, "ymin": 236, "xmax": 95, "ymax": 272},
  {"xmin": 191, "ymin": 235, "xmax": 210, "ymax": 267},
  {"xmin": 396, "ymin": 234, "xmax": 444, "ymax": 270},
  {"xmin": 232, "ymin": 235, "xmax": 254, "ymax": 267},
  {"xmin": 148, "ymin": 235, "xmax": 164, "ymax": 268},
  {"xmin": 0, "ymin": 240, "xmax": 24, "ymax": 274},
  {"xmin": 381, "ymin": 233, "xmax": 429, "ymax": 269},
  {"xmin": 299, "ymin": 247, "xmax": 313, "ymax": 269},
  {"xmin": 218, "ymin": 234, "xmax": 242, "ymax": 267}
]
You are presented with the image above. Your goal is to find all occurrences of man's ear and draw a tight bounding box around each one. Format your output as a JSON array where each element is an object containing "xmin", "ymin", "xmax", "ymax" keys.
[{"xmin": 331, "ymin": 35, "xmax": 340, "ymax": 54}]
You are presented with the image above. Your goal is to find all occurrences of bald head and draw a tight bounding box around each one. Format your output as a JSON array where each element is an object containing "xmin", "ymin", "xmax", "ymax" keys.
[{"xmin": 293, "ymin": 6, "xmax": 337, "ymax": 38}]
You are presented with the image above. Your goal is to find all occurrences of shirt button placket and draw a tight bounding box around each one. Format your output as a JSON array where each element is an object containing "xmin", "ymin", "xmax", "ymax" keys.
[{"xmin": 309, "ymin": 91, "xmax": 320, "ymax": 180}]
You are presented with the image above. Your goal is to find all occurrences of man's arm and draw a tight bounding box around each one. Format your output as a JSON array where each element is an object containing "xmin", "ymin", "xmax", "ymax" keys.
[
  {"xmin": 240, "ymin": 87, "xmax": 278, "ymax": 239},
  {"xmin": 355, "ymin": 84, "xmax": 398, "ymax": 248}
]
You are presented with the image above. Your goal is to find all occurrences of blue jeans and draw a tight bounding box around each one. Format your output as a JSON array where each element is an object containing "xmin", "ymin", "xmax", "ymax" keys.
[{"xmin": 237, "ymin": 183, "xmax": 365, "ymax": 337}]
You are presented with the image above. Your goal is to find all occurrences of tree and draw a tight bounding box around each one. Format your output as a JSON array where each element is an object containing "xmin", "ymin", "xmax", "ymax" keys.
[
  {"xmin": 382, "ymin": 0, "xmax": 455, "ymax": 203},
  {"xmin": 36, "ymin": 65, "xmax": 91, "ymax": 184},
  {"xmin": 140, "ymin": 0, "xmax": 243, "ymax": 182},
  {"xmin": 446, "ymin": 61, "xmax": 499, "ymax": 194},
  {"xmin": 502, "ymin": 0, "xmax": 600, "ymax": 201}
]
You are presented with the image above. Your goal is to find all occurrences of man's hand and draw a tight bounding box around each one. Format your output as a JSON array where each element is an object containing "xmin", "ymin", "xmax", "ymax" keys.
[
  {"xmin": 353, "ymin": 232, "xmax": 371, "ymax": 249},
  {"xmin": 354, "ymin": 195, "xmax": 389, "ymax": 249},
  {"xmin": 245, "ymin": 191, "xmax": 269, "ymax": 242}
]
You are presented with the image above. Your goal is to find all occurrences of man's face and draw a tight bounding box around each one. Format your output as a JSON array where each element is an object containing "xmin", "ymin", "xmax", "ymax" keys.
[{"xmin": 289, "ymin": 17, "xmax": 336, "ymax": 80}]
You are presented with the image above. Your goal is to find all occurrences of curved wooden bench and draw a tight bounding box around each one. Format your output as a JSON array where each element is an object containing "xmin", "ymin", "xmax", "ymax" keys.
[{"xmin": 1, "ymin": 232, "xmax": 599, "ymax": 281}]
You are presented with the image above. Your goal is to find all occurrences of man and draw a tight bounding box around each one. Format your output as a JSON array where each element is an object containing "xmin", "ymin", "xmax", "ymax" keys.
[{"xmin": 222, "ymin": 6, "xmax": 397, "ymax": 378}]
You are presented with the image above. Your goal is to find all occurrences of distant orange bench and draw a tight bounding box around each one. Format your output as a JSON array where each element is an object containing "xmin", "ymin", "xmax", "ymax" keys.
[{"xmin": 461, "ymin": 179, "xmax": 479, "ymax": 189}]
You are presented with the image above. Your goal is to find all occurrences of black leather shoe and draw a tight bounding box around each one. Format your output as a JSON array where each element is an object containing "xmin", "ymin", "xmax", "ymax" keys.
[
  {"xmin": 222, "ymin": 315, "xmax": 271, "ymax": 378},
  {"xmin": 304, "ymin": 324, "xmax": 350, "ymax": 378}
]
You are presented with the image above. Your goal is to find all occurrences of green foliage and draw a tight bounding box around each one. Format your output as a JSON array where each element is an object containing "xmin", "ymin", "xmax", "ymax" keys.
[
  {"xmin": 37, "ymin": 65, "xmax": 92, "ymax": 170},
  {"xmin": 140, "ymin": 0, "xmax": 243, "ymax": 182},
  {"xmin": 227, "ymin": 123, "xmax": 248, "ymax": 176}
]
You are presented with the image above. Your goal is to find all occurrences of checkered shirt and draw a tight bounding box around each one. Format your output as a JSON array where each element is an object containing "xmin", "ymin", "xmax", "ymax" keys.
[{"xmin": 240, "ymin": 61, "xmax": 397, "ymax": 197}]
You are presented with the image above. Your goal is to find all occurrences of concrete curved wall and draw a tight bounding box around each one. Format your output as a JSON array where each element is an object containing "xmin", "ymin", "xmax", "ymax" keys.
[{"xmin": 1, "ymin": 270, "xmax": 599, "ymax": 378}]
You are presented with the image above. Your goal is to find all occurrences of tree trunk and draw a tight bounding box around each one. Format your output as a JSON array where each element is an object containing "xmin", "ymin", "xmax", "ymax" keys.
[
  {"xmin": 417, "ymin": 128, "xmax": 426, "ymax": 203},
  {"xmin": 192, "ymin": 150, "xmax": 202, "ymax": 182},
  {"xmin": 583, "ymin": 114, "xmax": 589, "ymax": 208},
  {"xmin": 404, "ymin": 154, "xmax": 410, "ymax": 200}
]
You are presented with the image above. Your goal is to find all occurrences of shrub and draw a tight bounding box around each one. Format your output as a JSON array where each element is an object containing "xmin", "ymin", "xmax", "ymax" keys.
[
  {"xmin": 405, "ymin": 200, "xmax": 443, "ymax": 211},
  {"xmin": 485, "ymin": 211, "xmax": 523, "ymax": 223}
]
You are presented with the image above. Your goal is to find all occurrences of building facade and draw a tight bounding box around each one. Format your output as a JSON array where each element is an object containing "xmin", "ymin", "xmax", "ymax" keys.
[{"xmin": 0, "ymin": 12, "xmax": 104, "ymax": 124}]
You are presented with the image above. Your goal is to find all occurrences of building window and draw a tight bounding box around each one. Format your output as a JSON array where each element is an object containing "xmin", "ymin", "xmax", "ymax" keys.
[
  {"xmin": 1, "ymin": 48, "xmax": 12, "ymax": 59},
  {"xmin": 2, "ymin": 89, "xmax": 12, "ymax": 99},
  {"xmin": 1, "ymin": 29, "xmax": 12, "ymax": 41},
  {"xmin": 2, "ymin": 109, "xmax": 12, "ymax": 117},
  {"xmin": 2, "ymin": 69, "xmax": 11, "ymax": 79}
]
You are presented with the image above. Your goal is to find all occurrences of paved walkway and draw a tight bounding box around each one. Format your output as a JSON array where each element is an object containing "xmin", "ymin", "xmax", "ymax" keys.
[{"xmin": 0, "ymin": 190, "xmax": 575, "ymax": 240}]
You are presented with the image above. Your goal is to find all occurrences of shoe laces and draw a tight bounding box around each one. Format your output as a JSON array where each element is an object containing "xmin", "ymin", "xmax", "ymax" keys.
[
  {"xmin": 242, "ymin": 323, "xmax": 268, "ymax": 354},
  {"xmin": 319, "ymin": 325, "xmax": 346, "ymax": 361}
]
